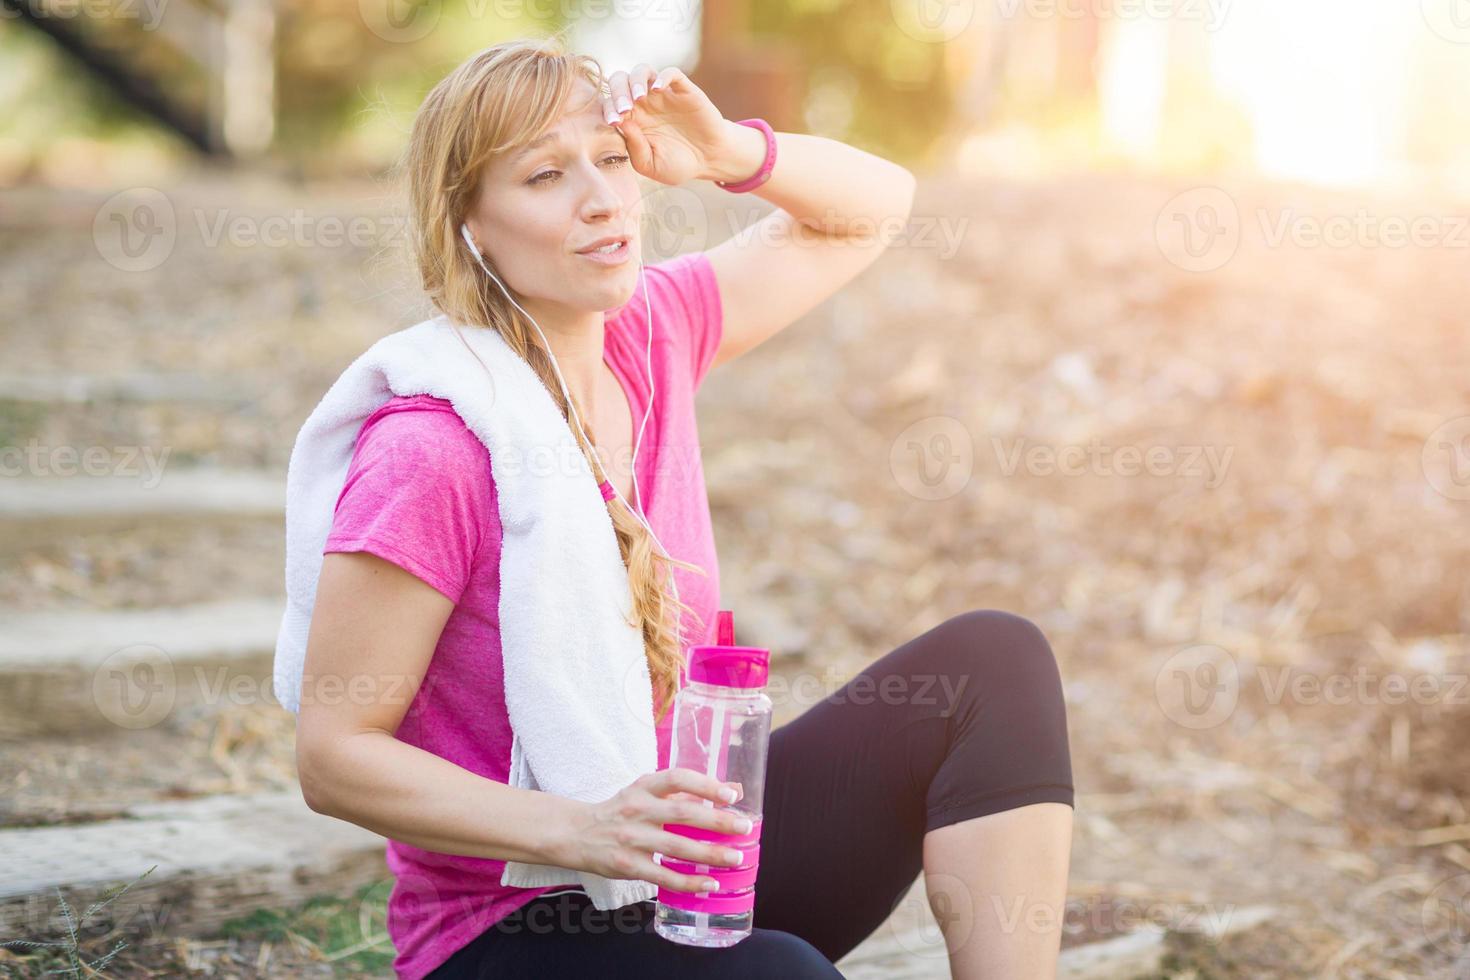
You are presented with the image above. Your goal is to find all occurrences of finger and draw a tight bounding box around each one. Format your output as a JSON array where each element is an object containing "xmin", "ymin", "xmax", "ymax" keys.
[
  {"xmin": 648, "ymin": 67, "xmax": 684, "ymax": 96},
  {"xmin": 652, "ymin": 767, "xmax": 739, "ymax": 805},
  {"xmin": 660, "ymin": 795, "xmax": 752, "ymax": 836},
  {"xmin": 606, "ymin": 70, "xmax": 634, "ymax": 120},
  {"xmin": 649, "ymin": 854, "xmax": 721, "ymax": 894},
  {"xmin": 629, "ymin": 63, "xmax": 657, "ymax": 102},
  {"xmin": 657, "ymin": 830, "xmax": 747, "ymax": 867}
]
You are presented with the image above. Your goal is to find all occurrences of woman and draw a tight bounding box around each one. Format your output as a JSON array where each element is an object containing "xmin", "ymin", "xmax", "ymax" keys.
[{"xmin": 294, "ymin": 34, "xmax": 1075, "ymax": 980}]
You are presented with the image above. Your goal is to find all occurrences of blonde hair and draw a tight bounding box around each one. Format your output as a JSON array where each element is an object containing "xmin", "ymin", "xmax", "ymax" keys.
[{"xmin": 399, "ymin": 32, "xmax": 706, "ymax": 723}]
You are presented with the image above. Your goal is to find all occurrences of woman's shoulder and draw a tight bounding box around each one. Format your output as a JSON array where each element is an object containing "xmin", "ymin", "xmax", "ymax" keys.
[
  {"xmin": 607, "ymin": 250, "xmax": 723, "ymax": 391},
  {"xmin": 354, "ymin": 395, "xmax": 494, "ymax": 489}
]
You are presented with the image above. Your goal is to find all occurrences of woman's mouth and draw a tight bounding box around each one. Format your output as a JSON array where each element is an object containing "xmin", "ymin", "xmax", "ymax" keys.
[{"xmin": 576, "ymin": 238, "xmax": 632, "ymax": 266}]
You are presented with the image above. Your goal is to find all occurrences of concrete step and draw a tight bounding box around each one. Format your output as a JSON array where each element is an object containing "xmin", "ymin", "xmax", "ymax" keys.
[
  {"xmin": 0, "ymin": 791, "xmax": 386, "ymax": 942},
  {"xmin": 0, "ymin": 468, "xmax": 284, "ymax": 521},
  {"xmin": 0, "ymin": 371, "xmax": 258, "ymax": 406},
  {"xmin": 835, "ymin": 875, "xmax": 1276, "ymax": 979},
  {"xmin": 0, "ymin": 597, "xmax": 283, "ymax": 736}
]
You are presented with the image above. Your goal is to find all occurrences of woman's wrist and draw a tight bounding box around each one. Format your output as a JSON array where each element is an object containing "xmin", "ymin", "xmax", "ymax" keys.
[
  {"xmin": 535, "ymin": 792, "xmax": 592, "ymax": 869},
  {"xmin": 701, "ymin": 119, "xmax": 771, "ymax": 186}
]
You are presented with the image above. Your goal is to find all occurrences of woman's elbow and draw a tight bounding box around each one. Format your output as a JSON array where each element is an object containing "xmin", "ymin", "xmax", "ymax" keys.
[{"xmin": 295, "ymin": 723, "xmax": 342, "ymax": 815}]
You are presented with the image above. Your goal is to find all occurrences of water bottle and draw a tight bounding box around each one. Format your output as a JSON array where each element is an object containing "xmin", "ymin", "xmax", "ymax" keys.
[{"xmin": 654, "ymin": 609, "xmax": 772, "ymax": 947}]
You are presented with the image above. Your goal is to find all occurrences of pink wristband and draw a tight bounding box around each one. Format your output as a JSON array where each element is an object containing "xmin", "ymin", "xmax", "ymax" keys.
[{"xmin": 715, "ymin": 118, "xmax": 776, "ymax": 194}]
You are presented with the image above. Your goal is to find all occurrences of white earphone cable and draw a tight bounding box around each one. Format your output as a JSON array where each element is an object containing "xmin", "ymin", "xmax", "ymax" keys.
[{"xmin": 458, "ymin": 224, "xmax": 685, "ymax": 645}]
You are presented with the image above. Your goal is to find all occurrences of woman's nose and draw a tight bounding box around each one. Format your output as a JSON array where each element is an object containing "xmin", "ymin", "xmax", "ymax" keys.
[{"xmin": 578, "ymin": 169, "xmax": 624, "ymax": 219}]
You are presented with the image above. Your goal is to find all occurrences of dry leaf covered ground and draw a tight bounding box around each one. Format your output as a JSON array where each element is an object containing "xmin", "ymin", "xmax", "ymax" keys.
[{"xmin": 1, "ymin": 170, "xmax": 1467, "ymax": 977}]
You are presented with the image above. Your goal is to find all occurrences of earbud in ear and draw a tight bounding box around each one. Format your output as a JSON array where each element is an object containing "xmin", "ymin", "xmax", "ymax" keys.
[{"xmin": 460, "ymin": 222, "xmax": 480, "ymax": 257}]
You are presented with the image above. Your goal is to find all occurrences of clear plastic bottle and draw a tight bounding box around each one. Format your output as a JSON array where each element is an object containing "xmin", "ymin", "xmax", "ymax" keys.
[{"xmin": 654, "ymin": 610, "xmax": 772, "ymax": 948}]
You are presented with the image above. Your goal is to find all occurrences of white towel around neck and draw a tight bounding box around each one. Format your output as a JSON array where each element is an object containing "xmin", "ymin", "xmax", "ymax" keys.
[{"xmin": 273, "ymin": 312, "xmax": 661, "ymax": 910}]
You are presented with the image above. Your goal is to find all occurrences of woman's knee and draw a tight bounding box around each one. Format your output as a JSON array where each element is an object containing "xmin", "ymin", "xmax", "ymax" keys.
[
  {"xmin": 687, "ymin": 928, "xmax": 840, "ymax": 980},
  {"xmin": 928, "ymin": 608, "xmax": 1065, "ymax": 701},
  {"xmin": 719, "ymin": 929, "xmax": 842, "ymax": 978}
]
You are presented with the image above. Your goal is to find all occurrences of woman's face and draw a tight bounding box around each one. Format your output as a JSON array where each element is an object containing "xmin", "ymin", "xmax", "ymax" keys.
[{"xmin": 465, "ymin": 79, "xmax": 642, "ymax": 318}]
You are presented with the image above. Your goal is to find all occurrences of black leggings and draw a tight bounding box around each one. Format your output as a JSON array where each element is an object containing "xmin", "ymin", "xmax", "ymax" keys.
[{"xmin": 428, "ymin": 609, "xmax": 1074, "ymax": 979}]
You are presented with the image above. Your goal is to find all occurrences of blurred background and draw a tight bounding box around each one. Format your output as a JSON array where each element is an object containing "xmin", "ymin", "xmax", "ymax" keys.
[{"xmin": 2, "ymin": 1, "xmax": 1469, "ymax": 977}]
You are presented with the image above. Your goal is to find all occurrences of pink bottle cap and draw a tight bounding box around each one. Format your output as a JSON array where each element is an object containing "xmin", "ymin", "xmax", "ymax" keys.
[{"xmin": 687, "ymin": 610, "xmax": 770, "ymax": 688}]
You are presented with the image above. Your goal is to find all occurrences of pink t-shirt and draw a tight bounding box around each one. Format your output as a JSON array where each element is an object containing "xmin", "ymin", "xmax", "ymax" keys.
[{"xmin": 321, "ymin": 251, "xmax": 724, "ymax": 980}]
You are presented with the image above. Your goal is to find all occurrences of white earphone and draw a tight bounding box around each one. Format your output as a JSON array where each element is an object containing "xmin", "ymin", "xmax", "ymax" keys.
[{"xmin": 458, "ymin": 221, "xmax": 685, "ymax": 627}]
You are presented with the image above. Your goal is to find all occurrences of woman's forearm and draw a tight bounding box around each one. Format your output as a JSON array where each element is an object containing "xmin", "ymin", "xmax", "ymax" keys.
[
  {"xmin": 299, "ymin": 729, "xmax": 583, "ymax": 867},
  {"xmin": 702, "ymin": 121, "xmax": 917, "ymax": 235}
]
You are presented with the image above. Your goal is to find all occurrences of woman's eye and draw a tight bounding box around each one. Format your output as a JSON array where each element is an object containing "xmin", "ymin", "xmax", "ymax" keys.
[{"xmin": 528, "ymin": 155, "xmax": 629, "ymax": 186}]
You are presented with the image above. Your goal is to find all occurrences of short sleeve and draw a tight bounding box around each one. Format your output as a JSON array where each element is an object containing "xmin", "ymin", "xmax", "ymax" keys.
[
  {"xmin": 323, "ymin": 400, "xmax": 496, "ymax": 605},
  {"xmin": 652, "ymin": 250, "xmax": 725, "ymax": 391}
]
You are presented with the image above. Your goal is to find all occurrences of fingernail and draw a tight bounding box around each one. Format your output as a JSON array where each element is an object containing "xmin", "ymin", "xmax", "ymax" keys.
[
  {"xmin": 701, "ymin": 879, "xmax": 719, "ymax": 891},
  {"xmin": 605, "ymin": 109, "xmax": 619, "ymax": 125},
  {"xmin": 725, "ymin": 849, "xmax": 743, "ymax": 865},
  {"xmin": 736, "ymin": 817, "xmax": 753, "ymax": 834},
  {"xmin": 720, "ymin": 787, "xmax": 737, "ymax": 803},
  {"xmin": 633, "ymin": 85, "xmax": 646, "ymax": 100},
  {"xmin": 616, "ymin": 98, "xmax": 632, "ymax": 113}
]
